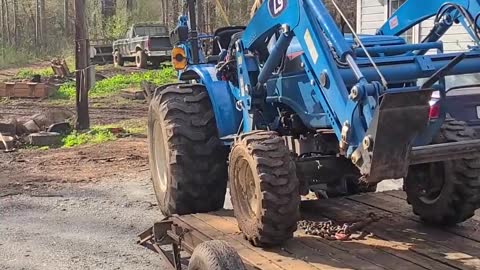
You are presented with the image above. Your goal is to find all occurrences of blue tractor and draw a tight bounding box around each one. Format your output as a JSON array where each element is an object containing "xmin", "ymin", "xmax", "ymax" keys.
[{"xmin": 148, "ymin": 0, "xmax": 480, "ymax": 247}]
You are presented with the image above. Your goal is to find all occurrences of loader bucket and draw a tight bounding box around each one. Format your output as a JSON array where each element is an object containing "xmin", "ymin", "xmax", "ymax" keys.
[{"xmin": 353, "ymin": 90, "xmax": 433, "ymax": 183}]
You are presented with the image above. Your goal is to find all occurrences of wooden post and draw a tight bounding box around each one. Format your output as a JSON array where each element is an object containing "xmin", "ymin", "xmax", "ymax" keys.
[{"xmin": 74, "ymin": 0, "xmax": 90, "ymax": 130}]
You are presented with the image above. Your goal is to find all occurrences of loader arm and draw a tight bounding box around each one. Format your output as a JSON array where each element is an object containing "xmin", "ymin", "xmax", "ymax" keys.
[
  {"xmin": 232, "ymin": 0, "xmax": 480, "ymax": 183},
  {"xmin": 378, "ymin": 0, "xmax": 480, "ymax": 45}
]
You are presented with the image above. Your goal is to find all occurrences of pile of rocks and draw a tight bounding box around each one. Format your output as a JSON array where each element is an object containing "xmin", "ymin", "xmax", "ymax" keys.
[{"xmin": 0, "ymin": 109, "xmax": 74, "ymax": 151}]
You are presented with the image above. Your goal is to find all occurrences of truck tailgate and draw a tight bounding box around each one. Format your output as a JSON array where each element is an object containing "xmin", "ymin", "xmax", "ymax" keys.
[{"xmin": 149, "ymin": 36, "xmax": 172, "ymax": 50}]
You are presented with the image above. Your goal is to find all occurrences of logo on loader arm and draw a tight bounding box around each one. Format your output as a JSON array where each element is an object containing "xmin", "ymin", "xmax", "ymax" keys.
[{"xmin": 269, "ymin": 0, "xmax": 287, "ymax": 17}]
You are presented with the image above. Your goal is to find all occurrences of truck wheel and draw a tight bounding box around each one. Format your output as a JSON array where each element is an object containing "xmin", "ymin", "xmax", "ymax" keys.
[
  {"xmin": 148, "ymin": 84, "xmax": 228, "ymax": 216},
  {"xmin": 229, "ymin": 131, "xmax": 300, "ymax": 247},
  {"xmin": 188, "ymin": 240, "xmax": 246, "ymax": 270},
  {"xmin": 405, "ymin": 119, "xmax": 480, "ymax": 225},
  {"xmin": 136, "ymin": 50, "xmax": 147, "ymax": 68},
  {"xmin": 113, "ymin": 51, "xmax": 124, "ymax": 67}
]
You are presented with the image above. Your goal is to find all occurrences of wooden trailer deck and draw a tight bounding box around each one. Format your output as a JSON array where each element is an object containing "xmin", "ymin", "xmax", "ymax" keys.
[{"xmin": 144, "ymin": 190, "xmax": 480, "ymax": 270}]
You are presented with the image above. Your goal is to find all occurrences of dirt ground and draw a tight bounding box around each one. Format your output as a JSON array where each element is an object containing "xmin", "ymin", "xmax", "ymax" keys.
[
  {"xmin": 0, "ymin": 62, "xmax": 172, "ymax": 269},
  {"xmin": 0, "ymin": 138, "xmax": 173, "ymax": 269}
]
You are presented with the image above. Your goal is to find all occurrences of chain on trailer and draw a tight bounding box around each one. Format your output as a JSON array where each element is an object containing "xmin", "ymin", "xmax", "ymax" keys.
[{"xmin": 298, "ymin": 212, "xmax": 381, "ymax": 241}]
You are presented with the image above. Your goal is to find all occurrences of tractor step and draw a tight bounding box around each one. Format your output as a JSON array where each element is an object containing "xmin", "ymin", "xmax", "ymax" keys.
[{"xmin": 410, "ymin": 139, "xmax": 480, "ymax": 165}]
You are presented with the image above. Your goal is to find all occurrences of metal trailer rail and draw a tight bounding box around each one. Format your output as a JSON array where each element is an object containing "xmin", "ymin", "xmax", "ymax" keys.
[{"xmin": 138, "ymin": 190, "xmax": 480, "ymax": 270}]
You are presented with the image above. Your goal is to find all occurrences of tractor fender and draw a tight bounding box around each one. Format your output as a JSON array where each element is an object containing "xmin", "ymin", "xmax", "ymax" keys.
[{"xmin": 179, "ymin": 64, "xmax": 241, "ymax": 139}]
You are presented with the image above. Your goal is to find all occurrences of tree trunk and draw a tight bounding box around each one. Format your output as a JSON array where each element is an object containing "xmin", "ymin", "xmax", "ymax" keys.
[
  {"xmin": 126, "ymin": 0, "xmax": 134, "ymax": 11},
  {"xmin": 4, "ymin": 0, "xmax": 10, "ymax": 46},
  {"xmin": 35, "ymin": 0, "xmax": 39, "ymax": 47},
  {"xmin": 13, "ymin": 0, "xmax": 17, "ymax": 45},
  {"xmin": 172, "ymin": 0, "xmax": 178, "ymax": 29},
  {"xmin": 64, "ymin": 0, "xmax": 69, "ymax": 37},
  {"xmin": 197, "ymin": 0, "xmax": 205, "ymax": 33},
  {"xmin": 0, "ymin": 0, "xmax": 4, "ymax": 47},
  {"xmin": 39, "ymin": 0, "xmax": 46, "ymax": 46}
]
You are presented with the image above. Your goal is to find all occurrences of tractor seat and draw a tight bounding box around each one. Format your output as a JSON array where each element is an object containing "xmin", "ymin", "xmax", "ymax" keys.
[{"xmin": 209, "ymin": 26, "xmax": 246, "ymax": 62}]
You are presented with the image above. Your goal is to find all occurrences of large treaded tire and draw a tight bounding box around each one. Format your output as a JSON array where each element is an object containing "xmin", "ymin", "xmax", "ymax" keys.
[
  {"xmin": 136, "ymin": 50, "xmax": 147, "ymax": 68},
  {"xmin": 405, "ymin": 119, "xmax": 480, "ymax": 225},
  {"xmin": 229, "ymin": 131, "xmax": 300, "ymax": 247},
  {"xmin": 188, "ymin": 240, "xmax": 246, "ymax": 270},
  {"xmin": 148, "ymin": 84, "xmax": 228, "ymax": 216},
  {"xmin": 113, "ymin": 51, "xmax": 124, "ymax": 67}
]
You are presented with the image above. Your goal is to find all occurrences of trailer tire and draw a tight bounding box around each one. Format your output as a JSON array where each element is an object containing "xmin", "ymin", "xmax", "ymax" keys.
[
  {"xmin": 148, "ymin": 84, "xmax": 228, "ymax": 216},
  {"xmin": 229, "ymin": 131, "xmax": 300, "ymax": 247},
  {"xmin": 113, "ymin": 51, "xmax": 124, "ymax": 67},
  {"xmin": 188, "ymin": 240, "xmax": 246, "ymax": 270},
  {"xmin": 136, "ymin": 50, "xmax": 147, "ymax": 68},
  {"xmin": 405, "ymin": 119, "xmax": 480, "ymax": 225}
]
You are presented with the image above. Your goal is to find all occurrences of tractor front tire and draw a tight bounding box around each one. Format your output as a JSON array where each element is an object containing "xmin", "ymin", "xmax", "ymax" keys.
[
  {"xmin": 148, "ymin": 84, "xmax": 228, "ymax": 216},
  {"xmin": 136, "ymin": 50, "xmax": 148, "ymax": 68},
  {"xmin": 405, "ymin": 119, "xmax": 480, "ymax": 225},
  {"xmin": 229, "ymin": 131, "xmax": 300, "ymax": 247}
]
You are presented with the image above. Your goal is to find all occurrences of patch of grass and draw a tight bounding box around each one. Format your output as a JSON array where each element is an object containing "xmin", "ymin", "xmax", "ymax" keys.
[
  {"xmin": 14, "ymin": 67, "xmax": 54, "ymax": 80},
  {"xmin": 51, "ymin": 81, "xmax": 76, "ymax": 100},
  {"xmin": 51, "ymin": 68, "xmax": 176, "ymax": 101},
  {"xmin": 62, "ymin": 128, "xmax": 117, "ymax": 148}
]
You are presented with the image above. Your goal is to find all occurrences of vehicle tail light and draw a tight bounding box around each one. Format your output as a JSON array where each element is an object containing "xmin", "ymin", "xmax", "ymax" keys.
[
  {"xmin": 172, "ymin": 47, "xmax": 187, "ymax": 70},
  {"xmin": 429, "ymin": 101, "xmax": 440, "ymax": 119},
  {"xmin": 147, "ymin": 39, "xmax": 152, "ymax": 51}
]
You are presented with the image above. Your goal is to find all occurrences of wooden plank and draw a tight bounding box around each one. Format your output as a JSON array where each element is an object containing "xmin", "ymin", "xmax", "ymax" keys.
[
  {"xmin": 383, "ymin": 190, "xmax": 407, "ymax": 200},
  {"xmin": 306, "ymin": 198, "xmax": 480, "ymax": 270},
  {"xmin": 193, "ymin": 212, "xmax": 325, "ymax": 270},
  {"xmin": 179, "ymin": 215, "xmax": 284, "ymax": 270},
  {"xmin": 294, "ymin": 231, "xmax": 427, "ymax": 270},
  {"xmin": 351, "ymin": 192, "xmax": 480, "ymax": 242},
  {"xmin": 301, "ymin": 204, "xmax": 455, "ymax": 270},
  {"xmin": 205, "ymin": 212, "xmax": 388, "ymax": 270},
  {"xmin": 205, "ymin": 213, "xmax": 428, "ymax": 270}
]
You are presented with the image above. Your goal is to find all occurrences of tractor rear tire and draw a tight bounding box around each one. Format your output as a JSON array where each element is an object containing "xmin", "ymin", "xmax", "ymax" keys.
[
  {"xmin": 148, "ymin": 84, "xmax": 228, "ymax": 216},
  {"xmin": 229, "ymin": 131, "xmax": 300, "ymax": 247},
  {"xmin": 188, "ymin": 240, "xmax": 246, "ymax": 270},
  {"xmin": 136, "ymin": 50, "xmax": 148, "ymax": 69},
  {"xmin": 405, "ymin": 119, "xmax": 480, "ymax": 225},
  {"xmin": 113, "ymin": 51, "xmax": 124, "ymax": 67}
]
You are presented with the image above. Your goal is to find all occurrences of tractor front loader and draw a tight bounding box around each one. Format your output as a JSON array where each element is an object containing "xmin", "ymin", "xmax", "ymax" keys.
[{"xmin": 148, "ymin": 0, "xmax": 480, "ymax": 247}]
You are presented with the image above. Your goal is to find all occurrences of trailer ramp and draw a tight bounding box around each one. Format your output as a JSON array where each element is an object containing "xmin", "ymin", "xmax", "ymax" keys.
[{"xmin": 140, "ymin": 190, "xmax": 480, "ymax": 270}]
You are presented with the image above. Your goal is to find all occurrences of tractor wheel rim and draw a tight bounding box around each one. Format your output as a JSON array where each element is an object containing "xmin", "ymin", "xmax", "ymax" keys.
[
  {"xmin": 237, "ymin": 158, "xmax": 258, "ymax": 218},
  {"xmin": 416, "ymin": 162, "xmax": 445, "ymax": 204},
  {"xmin": 153, "ymin": 121, "xmax": 168, "ymax": 192}
]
